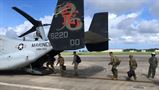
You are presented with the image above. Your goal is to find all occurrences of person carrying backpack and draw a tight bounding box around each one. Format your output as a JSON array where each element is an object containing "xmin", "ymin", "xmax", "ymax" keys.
[
  {"xmin": 72, "ymin": 51, "xmax": 81, "ymax": 76},
  {"xmin": 127, "ymin": 54, "xmax": 137, "ymax": 80},
  {"xmin": 108, "ymin": 52, "xmax": 120, "ymax": 80}
]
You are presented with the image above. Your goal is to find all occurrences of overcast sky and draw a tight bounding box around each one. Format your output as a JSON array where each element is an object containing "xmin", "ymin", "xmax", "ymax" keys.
[{"xmin": 0, "ymin": 0, "xmax": 159, "ymax": 49}]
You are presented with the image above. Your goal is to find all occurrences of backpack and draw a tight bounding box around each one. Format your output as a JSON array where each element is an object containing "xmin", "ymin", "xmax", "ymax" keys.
[
  {"xmin": 76, "ymin": 55, "xmax": 81, "ymax": 63},
  {"xmin": 130, "ymin": 60, "xmax": 137, "ymax": 67},
  {"xmin": 115, "ymin": 57, "xmax": 121, "ymax": 65},
  {"xmin": 62, "ymin": 65, "xmax": 66, "ymax": 70}
]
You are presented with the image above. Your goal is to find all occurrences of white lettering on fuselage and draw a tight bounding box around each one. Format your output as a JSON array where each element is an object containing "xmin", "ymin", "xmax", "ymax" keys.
[{"xmin": 32, "ymin": 42, "xmax": 51, "ymax": 47}]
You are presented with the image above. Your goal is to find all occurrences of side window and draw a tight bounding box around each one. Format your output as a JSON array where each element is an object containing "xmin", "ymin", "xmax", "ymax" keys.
[
  {"xmin": 26, "ymin": 56, "xmax": 29, "ymax": 61},
  {"xmin": 8, "ymin": 56, "xmax": 11, "ymax": 61}
]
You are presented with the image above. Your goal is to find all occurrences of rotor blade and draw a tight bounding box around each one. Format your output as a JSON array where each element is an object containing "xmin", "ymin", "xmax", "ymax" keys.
[
  {"xmin": 12, "ymin": 7, "xmax": 41, "ymax": 26},
  {"xmin": 19, "ymin": 26, "xmax": 36, "ymax": 37}
]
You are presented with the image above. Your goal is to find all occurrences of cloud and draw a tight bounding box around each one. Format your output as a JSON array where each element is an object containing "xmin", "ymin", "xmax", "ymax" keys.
[
  {"xmin": 108, "ymin": 12, "xmax": 159, "ymax": 45},
  {"xmin": 0, "ymin": 27, "xmax": 8, "ymax": 35},
  {"xmin": 5, "ymin": 30, "xmax": 18, "ymax": 38},
  {"xmin": 84, "ymin": 16, "xmax": 92, "ymax": 31},
  {"xmin": 120, "ymin": 33, "xmax": 159, "ymax": 45},
  {"xmin": 138, "ymin": 20, "xmax": 159, "ymax": 33},
  {"xmin": 109, "ymin": 12, "xmax": 139, "ymax": 38},
  {"xmin": 0, "ymin": 27, "xmax": 18, "ymax": 38},
  {"xmin": 85, "ymin": 0, "xmax": 147, "ymax": 14},
  {"xmin": 14, "ymin": 21, "xmax": 32, "ymax": 35},
  {"xmin": 0, "ymin": 15, "xmax": 52, "ymax": 38},
  {"xmin": 39, "ymin": 15, "xmax": 52, "ymax": 24},
  {"xmin": 149, "ymin": 0, "xmax": 159, "ymax": 17}
]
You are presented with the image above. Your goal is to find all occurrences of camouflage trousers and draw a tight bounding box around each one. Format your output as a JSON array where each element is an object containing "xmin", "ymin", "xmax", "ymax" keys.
[
  {"xmin": 74, "ymin": 63, "xmax": 79, "ymax": 75},
  {"xmin": 60, "ymin": 65, "xmax": 64, "ymax": 76},
  {"xmin": 111, "ymin": 66, "xmax": 118, "ymax": 78},
  {"xmin": 148, "ymin": 66, "xmax": 157, "ymax": 78}
]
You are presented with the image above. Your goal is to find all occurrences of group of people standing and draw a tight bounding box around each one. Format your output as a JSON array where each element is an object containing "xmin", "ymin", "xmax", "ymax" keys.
[
  {"xmin": 46, "ymin": 51, "xmax": 81, "ymax": 76},
  {"xmin": 108, "ymin": 52, "xmax": 158, "ymax": 80}
]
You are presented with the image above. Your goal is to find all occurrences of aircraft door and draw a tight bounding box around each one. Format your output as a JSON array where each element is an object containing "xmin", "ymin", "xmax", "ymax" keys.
[{"xmin": 25, "ymin": 56, "xmax": 29, "ymax": 61}]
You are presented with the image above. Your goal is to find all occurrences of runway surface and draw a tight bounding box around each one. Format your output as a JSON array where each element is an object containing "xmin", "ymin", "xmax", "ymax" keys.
[{"xmin": 0, "ymin": 55, "xmax": 159, "ymax": 90}]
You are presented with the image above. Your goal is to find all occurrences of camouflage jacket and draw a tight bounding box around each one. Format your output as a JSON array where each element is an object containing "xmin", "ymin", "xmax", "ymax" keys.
[
  {"xmin": 57, "ymin": 57, "xmax": 64, "ymax": 66},
  {"xmin": 129, "ymin": 58, "xmax": 137, "ymax": 70},
  {"xmin": 149, "ymin": 57, "xmax": 158, "ymax": 68},
  {"xmin": 109, "ymin": 56, "xmax": 120, "ymax": 66}
]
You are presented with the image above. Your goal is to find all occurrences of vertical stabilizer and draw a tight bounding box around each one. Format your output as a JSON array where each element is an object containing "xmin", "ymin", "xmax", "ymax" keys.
[
  {"xmin": 85, "ymin": 12, "xmax": 109, "ymax": 51},
  {"xmin": 48, "ymin": 0, "xmax": 84, "ymax": 50}
]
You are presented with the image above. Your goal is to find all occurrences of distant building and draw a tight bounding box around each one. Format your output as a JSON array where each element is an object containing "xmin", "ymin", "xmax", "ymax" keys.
[
  {"xmin": 155, "ymin": 50, "xmax": 159, "ymax": 52},
  {"xmin": 141, "ymin": 50, "xmax": 146, "ymax": 52},
  {"xmin": 103, "ymin": 49, "xmax": 123, "ymax": 52},
  {"xmin": 129, "ymin": 50, "xmax": 136, "ymax": 52}
]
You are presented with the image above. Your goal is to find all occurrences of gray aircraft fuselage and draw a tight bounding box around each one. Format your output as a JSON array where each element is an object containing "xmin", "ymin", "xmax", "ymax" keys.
[{"xmin": 0, "ymin": 35, "xmax": 52, "ymax": 70}]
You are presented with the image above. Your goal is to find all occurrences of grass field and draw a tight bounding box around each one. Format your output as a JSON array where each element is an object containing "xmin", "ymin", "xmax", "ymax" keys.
[{"xmin": 61, "ymin": 51, "xmax": 159, "ymax": 56}]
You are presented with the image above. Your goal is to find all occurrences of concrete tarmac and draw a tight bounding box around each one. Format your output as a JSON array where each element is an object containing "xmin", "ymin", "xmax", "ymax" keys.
[{"xmin": 0, "ymin": 55, "xmax": 159, "ymax": 90}]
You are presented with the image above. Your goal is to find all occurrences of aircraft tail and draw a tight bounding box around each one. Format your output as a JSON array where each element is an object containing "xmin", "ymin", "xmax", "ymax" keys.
[
  {"xmin": 48, "ymin": 0, "xmax": 84, "ymax": 50},
  {"xmin": 85, "ymin": 12, "xmax": 109, "ymax": 51}
]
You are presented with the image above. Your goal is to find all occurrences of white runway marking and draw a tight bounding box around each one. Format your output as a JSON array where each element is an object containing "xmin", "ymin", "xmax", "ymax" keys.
[{"xmin": 0, "ymin": 82, "xmax": 64, "ymax": 90}]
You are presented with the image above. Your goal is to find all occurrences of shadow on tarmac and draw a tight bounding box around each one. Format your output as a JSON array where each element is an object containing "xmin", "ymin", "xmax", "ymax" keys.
[
  {"xmin": 0, "ymin": 65, "xmax": 104, "ymax": 77},
  {"xmin": 64, "ymin": 65, "xmax": 105, "ymax": 77},
  {"xmin": 0, "ymin": 70, "xmax": 28, "ymax": 76},
  {"xmin": 153, "ymin": 81, "xmax": 159, "ymax": 86},
  {"xmin": 142, "ymin": 73, "xmax": 159, "ymax": 86}
]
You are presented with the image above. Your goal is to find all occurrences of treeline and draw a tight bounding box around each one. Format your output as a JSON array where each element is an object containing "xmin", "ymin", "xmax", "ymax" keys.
[{"xmin": 123, "ymin": 48, "xmax": 159, "ymax": 52}]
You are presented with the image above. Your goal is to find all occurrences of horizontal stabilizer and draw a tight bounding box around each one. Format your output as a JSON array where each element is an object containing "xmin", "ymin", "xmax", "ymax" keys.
[{"xmin": 85, "ymin": 12, "xmax": 109, "ymax": 51}]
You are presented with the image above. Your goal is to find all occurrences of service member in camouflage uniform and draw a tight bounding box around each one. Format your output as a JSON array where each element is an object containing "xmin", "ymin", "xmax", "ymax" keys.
[
  {"xmin": 72, "ymin": 51, "xmax": 79, "ymax": 76},
  {"xmin": 128, "ymin": 55, "xmax": 137, "ymax": 80},
  {"xmin": 56, "ymin": 53, "xmax": 65, "ymax": 76},
  {"xmin": 108, "ymin": 52, "xmax": 120, "ymax": 80},
  {"xmin": 46, "ymin": 54, "xmax": 56, "ymax": 72},
  {"xmin": 148, "ymin": 52, "xmax": 158, "ymax": 78}
]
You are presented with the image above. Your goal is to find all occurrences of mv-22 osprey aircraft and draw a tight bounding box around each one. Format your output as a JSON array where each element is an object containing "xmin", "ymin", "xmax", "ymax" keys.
[{"xmin": 0, "ymin": 0, "xmax": 109, "ymax": 74}]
